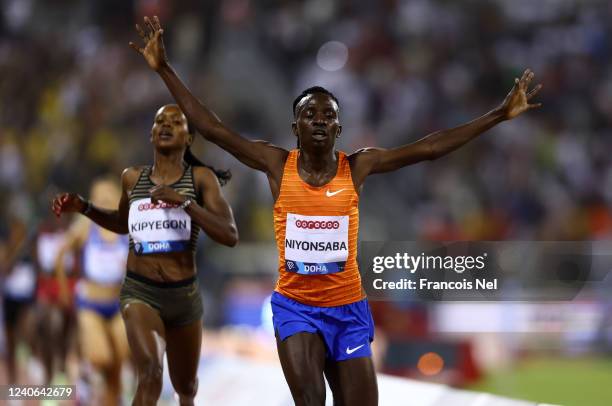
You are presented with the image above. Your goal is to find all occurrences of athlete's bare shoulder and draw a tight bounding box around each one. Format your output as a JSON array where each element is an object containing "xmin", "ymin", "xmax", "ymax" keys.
[
  {"xmin": 255, "ymin": 140, "xmax": 290, "ymax": 172},
  {"xmin": 348, "ymin": 146, "xmax": 381, "ymax": 171},
  {"xmin": 347, "ymin": 147, "xmax": 382, "ymax": 162},
  {"xmin": 346, "ymin": 147, "xmax": 386, "ymax": 191},
  {"xmin": 121, "ymin": 166, "xmax": 146, "ymax": 191},
  {"xmin": 191, "ymin": 165, "xmax": 218, "ymax": 188}
]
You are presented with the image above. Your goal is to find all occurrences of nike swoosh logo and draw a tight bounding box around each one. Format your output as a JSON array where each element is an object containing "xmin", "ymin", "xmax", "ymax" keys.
[
  {"xmin": 326, "ymin": 189, "xmax": 346, "ymax": 197},
  {"xmin": 346, "ymin": 344, "xmax": 365, "ymax": 355}
]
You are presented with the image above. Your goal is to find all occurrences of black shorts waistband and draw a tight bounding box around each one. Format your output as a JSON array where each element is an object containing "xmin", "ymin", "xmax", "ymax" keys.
[{"xmin": 125, "ymin": 271, "xmax": 196, "ymax": 289}]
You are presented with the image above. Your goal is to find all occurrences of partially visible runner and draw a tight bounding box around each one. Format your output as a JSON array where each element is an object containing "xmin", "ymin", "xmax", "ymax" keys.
[
  {"xmin": 131, "ymin": 16, "xmax": 542, "ymax": 406},
  {"xmin": 52, "ymin": 104, "xmax": 238, "ymax": 406},
  {"xmin": 1, "ymin": 216, "xmax": 37, "ymax": 384},
  {"xmin": 55, "ymin": 178, "xmax": 130, "ymax": 405},
  {"xmin": 34, "ymin": 213, "xmax": 77, "ymax": 384}
]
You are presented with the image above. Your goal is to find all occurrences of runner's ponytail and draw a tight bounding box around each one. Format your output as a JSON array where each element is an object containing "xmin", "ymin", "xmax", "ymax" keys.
[{"xmin": 184, "ymin": 123, "xmax": 232, "ymax": 186}]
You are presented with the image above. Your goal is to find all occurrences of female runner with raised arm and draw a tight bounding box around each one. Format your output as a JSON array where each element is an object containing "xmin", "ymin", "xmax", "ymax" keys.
[{"xmin": 131, "ymin": 16, "xmax": 541, "ymax": 406}]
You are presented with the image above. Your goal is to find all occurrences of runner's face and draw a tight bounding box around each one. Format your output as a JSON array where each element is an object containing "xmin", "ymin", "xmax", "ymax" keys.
[
  {"xmin": 151, "ymin": 105, "xmax": 191, "ymax": 151},
  {"xmin": 293, "ymin": 93, "xmax": 341, "ymax": 152}
]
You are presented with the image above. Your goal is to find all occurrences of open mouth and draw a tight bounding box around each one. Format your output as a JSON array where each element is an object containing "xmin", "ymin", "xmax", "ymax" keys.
[
  {"xmin": 159, "ymin": 130, "xmax": 173, "ymax": 139},
  {"xmin": 312, "ymin": 129, "xmax": 327, "ymax": 140}
]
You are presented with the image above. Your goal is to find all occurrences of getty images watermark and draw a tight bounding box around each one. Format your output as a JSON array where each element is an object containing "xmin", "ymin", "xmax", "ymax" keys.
[
  {"xmin": 371, "ymin": 251, "xmax": 494, "ymax": 291},
  {"xmin": 358, "ymin": 241, "xmax": 609, "ymax": 301}
]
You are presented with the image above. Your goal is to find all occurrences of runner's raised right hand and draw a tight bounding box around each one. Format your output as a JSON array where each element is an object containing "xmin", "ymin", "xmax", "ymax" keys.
[{"xmin": 129, "ymin": 15, "xmax": 167, "ymax": 72}]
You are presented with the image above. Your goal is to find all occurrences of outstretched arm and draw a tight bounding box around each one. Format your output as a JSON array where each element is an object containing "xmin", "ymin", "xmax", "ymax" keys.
[
  {"xmin": 349, "ymin": 69, "xmax": 542, "ymax": 187},
  {"xmin": 129, "ymin": 16, "xmax": 287, "ymax": 176},
  {"xmin": 51, "ymin": 169, "xmax": 134, "ymax": 234}
]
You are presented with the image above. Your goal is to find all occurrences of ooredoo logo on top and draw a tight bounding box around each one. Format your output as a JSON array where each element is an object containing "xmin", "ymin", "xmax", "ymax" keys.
[
  {"xmin": 138, "ymin": 201, "xmax": 181, "ymax": 211},
  {"xmin": 295, "ymin": 220, "xmax": 340, "ymax": 230}
]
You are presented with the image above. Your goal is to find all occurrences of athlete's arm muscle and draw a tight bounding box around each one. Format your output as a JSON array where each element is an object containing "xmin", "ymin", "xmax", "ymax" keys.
[
  {"xmin": 52, "ymin": 168, "xmax": 135, "ymax": 234},
  {"xmin": 349, "ymin": 69, "xmax": 542, "ymax": 189},
  {"xmin": 157, "ymin": 64, "xmax": 288, "ymax": 174},
  {"xmin": 189, "ymin": 167, "xmax": 238, "ymax": 247},
  {"xmin": 130, "ymin": 16, "xmax": 288, "ymax": 178},
  {"xmin": 82, "ymin": 168, "xmax": 132, "ymax": 234},
  {"xmin": 145, "ymin": 167, "xmax": 238, "ymax": 246}
]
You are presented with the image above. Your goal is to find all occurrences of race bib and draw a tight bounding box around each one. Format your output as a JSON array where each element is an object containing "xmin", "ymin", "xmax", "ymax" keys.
[
  {"xmin": 284, "ymin": 213, "xmax": 349, "ymax": 275},
  {"xmin": 128, "ymin": 198, "xmax": 191, "ymax": 254}
]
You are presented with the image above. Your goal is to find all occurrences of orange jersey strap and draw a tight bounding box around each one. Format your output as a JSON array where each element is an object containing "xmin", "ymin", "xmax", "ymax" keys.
[{"xmin": 273, "ymin": 149, "xmax": 365, "ymax": 307}]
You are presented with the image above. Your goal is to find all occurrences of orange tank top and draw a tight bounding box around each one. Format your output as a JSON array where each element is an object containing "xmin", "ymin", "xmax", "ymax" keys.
[{"xmin": 273, "ymin": 149, "xmax": 365, "ymax": 307}]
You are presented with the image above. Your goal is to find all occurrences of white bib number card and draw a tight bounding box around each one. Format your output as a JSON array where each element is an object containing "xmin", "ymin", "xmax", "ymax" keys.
[
  {"xmin": 128, "ymin": 198, "xmax": 191, "ymax": 254},
  {"xmin": 284, "ymin": 213, "xmax": 349, "ymax": 275}
]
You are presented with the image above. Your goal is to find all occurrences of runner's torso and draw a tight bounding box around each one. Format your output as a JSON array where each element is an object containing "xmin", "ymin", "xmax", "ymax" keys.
[
  {"xmin": 273, "ymin": 150, "xmax": 365, "ymax": 306},
  {"xmin": 79, "ymin": 225, "xmax": 128, "ymax": 300},
  {"xmin": 126, "ymin": 164, "xmax": 200, "ymax": 281},
  {"xmin": 83, "ymin": 225, "xmax": 128, "ymax": 285}
]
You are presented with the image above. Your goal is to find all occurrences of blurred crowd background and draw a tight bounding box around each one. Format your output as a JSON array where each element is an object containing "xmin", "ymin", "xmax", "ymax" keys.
[{"xmin": 1, "ymin": 0, "xmax": 612, "ymax": 404}]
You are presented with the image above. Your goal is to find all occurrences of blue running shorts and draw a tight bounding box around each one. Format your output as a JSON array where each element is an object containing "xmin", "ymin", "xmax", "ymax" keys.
[{"xmin": 271, "ymin": 291, "xmax": 375, "ymax": 361}]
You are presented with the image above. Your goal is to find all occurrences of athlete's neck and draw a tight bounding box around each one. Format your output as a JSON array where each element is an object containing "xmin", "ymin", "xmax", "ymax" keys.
[
  {"xmin": 151, "ymin": 150, "xmax": 185, "ymax": 184},
  {"xmin": 298, "ymin": 149, "xmax": 337, "ymax": 174}
]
